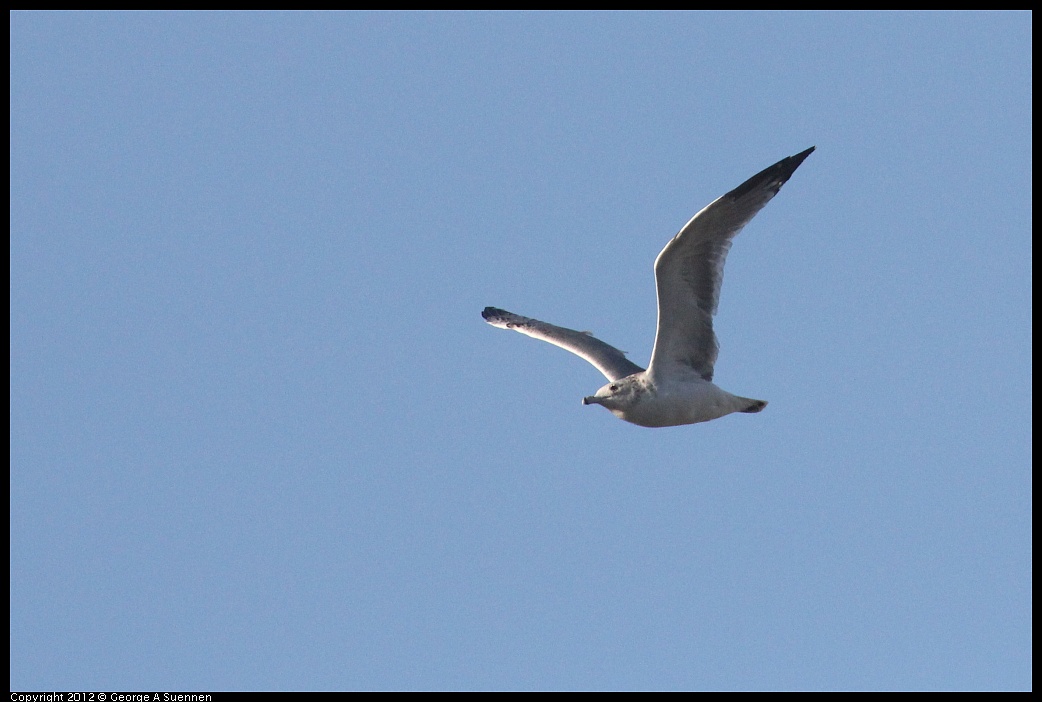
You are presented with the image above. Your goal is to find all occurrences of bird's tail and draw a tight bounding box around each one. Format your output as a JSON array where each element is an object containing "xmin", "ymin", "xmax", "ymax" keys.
[{"xmin": 737, "ymin": 398, "xmax": 768, "ymax": 413}]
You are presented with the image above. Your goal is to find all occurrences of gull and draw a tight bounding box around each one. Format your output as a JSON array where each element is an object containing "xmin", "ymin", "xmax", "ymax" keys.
[{"xmin": 481, "ymin": 147, "xmax": 814, "ymax": 427}]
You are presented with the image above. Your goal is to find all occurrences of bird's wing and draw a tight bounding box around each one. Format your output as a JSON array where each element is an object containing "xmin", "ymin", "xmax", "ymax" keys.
[
  {"xmin": 482, "ymin": 307, "xmax": 644, "ymax": 381},
  {"xmin": 648, "ymin": 147, "xmax": 814, "ymax": 381}
]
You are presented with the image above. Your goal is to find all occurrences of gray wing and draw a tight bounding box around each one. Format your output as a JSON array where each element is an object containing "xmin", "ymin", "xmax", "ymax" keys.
[
  {"xmin": 482, "ymin": 307, "xmax": 644, "ymax": 381},
  {"xmin": 648, "ymin": 147, "xmax": 814, "ymax": 381}
]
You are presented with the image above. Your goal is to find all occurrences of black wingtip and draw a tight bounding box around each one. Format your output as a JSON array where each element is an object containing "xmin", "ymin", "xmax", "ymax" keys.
[
  {"xmin": 482, "ymin": 306, "xmax": 507, "ymax": 322},
  {"xmin": 789, "ymin": 146, "xmax": 816, "ymax": 167},
  {"xmin": 727, "ymin": 147, "xmax": 815, "ymax": 201},
  {"xmin": 774, "ymin": 146, "xmax": 816, "ymax": 180}
]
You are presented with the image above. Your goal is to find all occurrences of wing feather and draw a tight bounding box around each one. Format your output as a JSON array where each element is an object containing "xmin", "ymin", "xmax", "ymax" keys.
[
  {"xmin": 648, "ymin": 147, "xmax": 814, "ymax": 381},
  {"xmin": 482, "ymin": 307, "xmax": 644, "ymax": 381}
]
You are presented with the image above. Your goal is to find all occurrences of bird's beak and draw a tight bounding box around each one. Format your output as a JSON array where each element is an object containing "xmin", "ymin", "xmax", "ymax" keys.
[{"xmin": 582, "ymin": 396, "xmax": 601, "ymax": 406}]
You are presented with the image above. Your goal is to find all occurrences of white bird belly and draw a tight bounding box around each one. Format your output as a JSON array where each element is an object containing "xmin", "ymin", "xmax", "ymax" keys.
[{"xmin": 617, "ymin": 380, "xmax": 750, "ymax": 428}]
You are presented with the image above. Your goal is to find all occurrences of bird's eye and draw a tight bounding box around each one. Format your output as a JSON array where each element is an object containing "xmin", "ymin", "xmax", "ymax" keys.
[{"xmin": 609, "ymin": 384, "xmax": 618, "ymax": 391}]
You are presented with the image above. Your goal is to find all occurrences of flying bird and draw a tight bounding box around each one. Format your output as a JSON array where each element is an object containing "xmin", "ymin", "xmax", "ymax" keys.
[{"xmin": 482, "ymin": 147, "xmax": 814, "ymax": 427}]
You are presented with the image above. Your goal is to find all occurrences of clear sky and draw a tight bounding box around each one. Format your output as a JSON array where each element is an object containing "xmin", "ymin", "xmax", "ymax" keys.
[{"xmin": 10, "ymin": 11, "xmax": 1031, "ymax": 691}]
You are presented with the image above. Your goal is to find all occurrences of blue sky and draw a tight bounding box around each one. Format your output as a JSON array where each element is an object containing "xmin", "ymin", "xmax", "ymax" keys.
[{"xmin": 10, "ymin": 11, "xmax": 1031, "ymax": 691}]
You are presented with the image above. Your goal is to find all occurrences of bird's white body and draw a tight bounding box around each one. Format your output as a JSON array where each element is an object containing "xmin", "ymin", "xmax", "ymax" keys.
[{"xmin": 583, "ymin": 369, "xmax": 766, "ymax": 428}]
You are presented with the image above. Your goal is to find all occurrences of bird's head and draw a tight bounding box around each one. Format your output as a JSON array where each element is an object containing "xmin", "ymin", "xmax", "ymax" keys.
[{"xmin": 582, "ymin": 375, "xmax": 647, "ymax": 414}]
